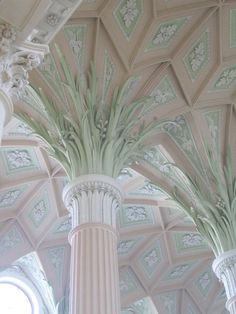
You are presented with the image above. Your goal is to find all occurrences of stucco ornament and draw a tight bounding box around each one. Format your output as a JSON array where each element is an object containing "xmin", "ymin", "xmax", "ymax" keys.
[
  {"xmin": 0, "ymin": 23, "xmax": 44, "ymax": 97},
  {"xmin": 17, "ymin": 46, "xmax": 165, "ymax": 180},
  {"xmin": 0, "ymin": 189, "xmax": 21, "ymax": 207},
  {"xmin": 153, "ymin": 24, "xmax": 177, "ymax": 45},
  {"xmin": 182, "ymin": 233, "xmax": 203, "ymax": 248},
  {"xmin": 120, "ymin": 0, "xmax": 139, "ymax": 28},
  {"xmin": 144, "ymin": 249, "xmax": 159, "ymax": 267},
  {"xmin": 215, "ymin": 67, "xmax": 236, "ymax": 89},
  {"xmin": 163, "ymin": 150, "xmax": 236, "ymax": 257},
  {"xmin": 126, "ymin": 206, "xmax": 147, "ymax": 221},
  {"xmin": 189, "ymin": 42, "xmax": 205, "ymax": 72},
  {"xmin": 0, "ymin": 51, "xmax": 42, "ymax": 97},
  {"xmin": 0, "ymin": 23, "xmax": 16, "ymax": 53},
  {"xmin": 6, "ymin": 149, "xmax": 32, "ymax": 169}
]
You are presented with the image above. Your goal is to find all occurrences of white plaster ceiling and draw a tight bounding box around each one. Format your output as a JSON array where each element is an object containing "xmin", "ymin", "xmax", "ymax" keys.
[{"xmin": 1, "ymin": 0, "xmax": 236, "ymax": 313}]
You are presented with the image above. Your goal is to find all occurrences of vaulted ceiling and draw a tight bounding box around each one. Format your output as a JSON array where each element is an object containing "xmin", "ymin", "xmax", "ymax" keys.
[{"xmin": 1, "ymin": 0, "xmax": 236, "ymax": 313}]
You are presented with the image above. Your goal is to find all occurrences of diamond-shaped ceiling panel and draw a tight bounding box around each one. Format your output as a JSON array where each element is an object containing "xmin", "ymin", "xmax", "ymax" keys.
[{"xmin": 114, "ymin": 0, "xmax": 143, "ymax": 40}]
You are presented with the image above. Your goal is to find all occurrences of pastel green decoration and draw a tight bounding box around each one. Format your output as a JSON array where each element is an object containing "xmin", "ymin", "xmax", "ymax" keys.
[
  {"xmin": 164, "ymin": 149, "xmax": 236, "ymax": 256},
  {"xmin": 16, "ymin": 47, "xmax": 164, "ymax": 180}
]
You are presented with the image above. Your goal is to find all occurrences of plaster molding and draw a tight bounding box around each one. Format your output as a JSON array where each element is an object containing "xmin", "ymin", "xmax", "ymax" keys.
[
  {"xmin": 0, "ymin": 24, "xmax": 49, "ymax": 98},
  {"xmin": 63, "ymin": 174, "xmax": 123, "ymax": 229},
  {"xmin": 213, "ymin": 249, "xmax": 236, "ymax": 313},
  {"xmin": 0, "ymin": 89, "xmax": 13, "ymax": 144}
]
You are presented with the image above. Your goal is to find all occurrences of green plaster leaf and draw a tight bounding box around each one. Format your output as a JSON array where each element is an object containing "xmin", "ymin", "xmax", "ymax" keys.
[
  {"xmin": 102, "ymin": 50, "xmax": 115, "ymax": 102},
  {"xmin": 16, "ymin": 48, "xmax": 165, "ymax": 180},
  {"xmin": 37, "ymin": 54, "xmax": 67, "ymax": 104},
  {"xmin": 163, "ymin": 115, "xmax": 205, "ymax": 178},
  {"xmin": 160, "ymin": 147, "xmax": 236, "ymax": 256}
]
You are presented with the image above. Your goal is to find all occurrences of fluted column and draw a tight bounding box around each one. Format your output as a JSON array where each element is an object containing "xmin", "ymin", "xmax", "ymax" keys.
[
  {"xmin": 0, "ymin": 90, "xmax": 13, "ymax": 144},
  {"xmin": 63, "ymin": 175, "xmax": 123, "ymax": 314},
  {"xmin": 213, "ymin": 249, "xmax": 236, "ymax": 313}
]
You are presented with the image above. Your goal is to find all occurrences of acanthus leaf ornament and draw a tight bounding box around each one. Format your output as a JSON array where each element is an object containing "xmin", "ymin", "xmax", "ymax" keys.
[
  {"xmin": 0, "ymin": 23, "xmax": 47, "ymax": 98},
  {"xmin": 63, "ymin": 174, "xmax": 123, "ymax": 230}
]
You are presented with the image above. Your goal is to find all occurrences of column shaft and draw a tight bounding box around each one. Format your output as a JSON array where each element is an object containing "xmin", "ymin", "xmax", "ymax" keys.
[
  {"xmin": 69, "ymin": 224, "xmax": 120, "ymax": 314},
  {"xmin": 0, "ymin": 91, "xmax": 13, "ymax": 144},
  {"xmin": 213, "ymin": 249, "xmax": 236, "ymax": 313},
  {"xmin": 63, "ymin": 175, "xmax": 123, "ymax": 314}
]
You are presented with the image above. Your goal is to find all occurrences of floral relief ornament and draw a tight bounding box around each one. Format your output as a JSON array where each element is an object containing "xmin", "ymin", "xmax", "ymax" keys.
[
  {"xmin": 215, "ymin": 67, "xmax": 236, "ymax": 89},
  {"xmin": 0, "ymin": 51, "xmax": 42, "ymax": 97},
  {"xmin": 153, "ymin": 24, "xmax": 178, "ymax": 45},
  {"xmin": 32, "ymin": 200, "xmax": 47, "ymax": 224},
  {"xmin": 144, "ymin": 249, "xmax": 159, "ymax": 267},
  {"xmin": 120, "ymin": 0, "xmax": 139, "ymax": 28},
  {"xmin": 189, "ymin": 41, "xmax": 205, "ymax": 72},
  {"xmin": 118, "ymin": 240, "xmax": 135, "ymax": 254},
  {"xmin": 182, "ymin": 233, "xmax": 203, "ymax": 248},
  {"xmin": 126, "ymin": 205, "xmax": 147, "ymax": 221},
  {"xmin": 7, "ymin": 149, "xmax": 33, "ymax": 169},
  {"xmin": 198, "ymin": 272, "xmax": 210, "ymax": 290},
  {"xmin": 0, "ymin": 23, "xmax": 43, "ymax": 97},
  {"xmin": 0, "ymin": 189, "xmax": 21, "ymax": 207}
]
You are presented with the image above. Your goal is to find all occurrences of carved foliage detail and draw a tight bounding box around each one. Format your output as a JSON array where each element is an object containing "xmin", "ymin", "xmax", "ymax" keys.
[{"xmin": 0, "ymin": 23, "xmax": 42, "ymax": 97}]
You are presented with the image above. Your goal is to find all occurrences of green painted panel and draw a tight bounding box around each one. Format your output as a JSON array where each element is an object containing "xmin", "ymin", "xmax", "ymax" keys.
[
  {"xmin": 147, "ymin": 17, "xmax": 189, "ymax": 50},
  {"xmin": 213, "ymin": 65, "xmax": 236, "ymax": 90},
  {"xmin": 183, "ymin": 31, "xmax": 209, "ymax": 81},
  {"xmin": 174, "ymin": 232, "xmax": 208, "ymax": 253},
  {"xmin": 28, "ymin": 192, "xmax": 51, "ymax": 228},
  {"xmin": 195, "ymin": 268, "xmax": 213, "ymax": 296},
  {"xmin": 64, "ymin": 24, "xmax": 87, "ymax": 71},
  {"xmin": 230, "ymin": 9, "xmax": 236, "ymax": 48},
  {"xmin": 140, "ymin": 241, "xmax": 162, "ymax": 277},
  {"xmin": 0, "ymin": 147, "xmax": 39, "ymax": 175},
  {"xmin": 114, "ymin": 0, "xmax": 143, "ymax": 39},
  {"xmin": 150, "ymin": 76, "xmax": 176, "ymax": 107},
  {"xmin": 118, "ymin": 204, "xmax": 155, "ymax": 227}
]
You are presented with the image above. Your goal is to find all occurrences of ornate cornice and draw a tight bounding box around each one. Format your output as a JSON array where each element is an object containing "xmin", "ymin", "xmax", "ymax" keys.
[{"xmin": 63, "ymin": 175, "xmax": 123, "ymax": 229}]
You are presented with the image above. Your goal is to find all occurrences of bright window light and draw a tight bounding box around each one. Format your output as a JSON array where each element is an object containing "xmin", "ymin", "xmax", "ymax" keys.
[{"xmin": 0, "ymin": 277, "xmax": 39, "ymax": 314}]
